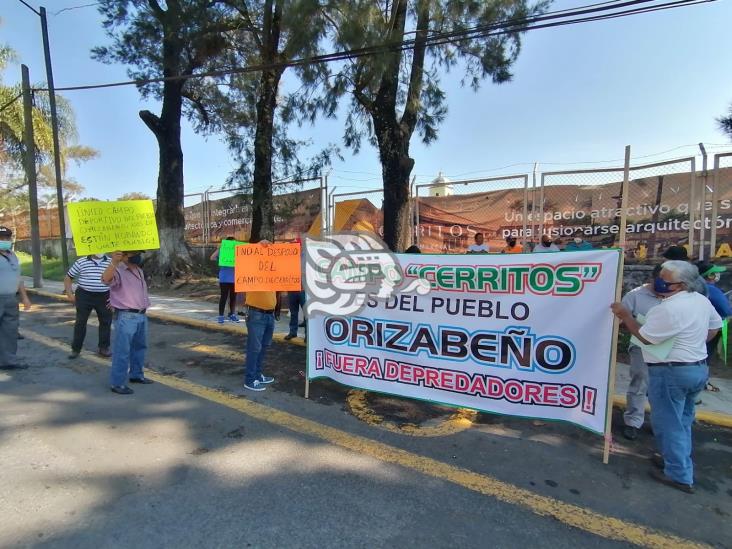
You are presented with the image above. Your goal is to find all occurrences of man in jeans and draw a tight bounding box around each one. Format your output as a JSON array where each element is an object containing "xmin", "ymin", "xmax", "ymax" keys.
[
  {"xmin": 64, "ymin": 254, "xmax": 113, "ymax": 358},
  {"xmin": 242, "ymin": 240, "xmax": 281, "ymax": 392},
  {"xmin": 102, "ymin": 251, "xmax": 152, "ymax": 395},
  {"xmin": 619, "ymin": 265, "xmax": 663, "ymax": 440},
  {"xmin": 0, "ymin": 226, "xmax": 31, "ymax": 370},
  {"xmin": 612, "ymin": 260, "xmax": 721, "ymax": 493}
]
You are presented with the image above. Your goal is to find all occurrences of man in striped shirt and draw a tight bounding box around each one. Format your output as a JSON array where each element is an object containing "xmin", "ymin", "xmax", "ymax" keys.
[{"xmin": 64, "ymin": 254, "xmax": 113, "ymax": 359}]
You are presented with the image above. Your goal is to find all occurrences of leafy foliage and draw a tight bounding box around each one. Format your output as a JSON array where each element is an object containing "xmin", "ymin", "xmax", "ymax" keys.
[{"xmin": 0, "ymin": 40, "xmax": 97, "ymax": 210}]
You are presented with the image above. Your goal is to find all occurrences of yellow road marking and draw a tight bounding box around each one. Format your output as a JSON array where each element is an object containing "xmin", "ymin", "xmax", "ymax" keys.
[
  {"xmin": 347, "ymin": 389, "xmax": 477, "ymax": 437},
  {"xmin": 21, "ymin": 328, "xmax": 710, "ymax": 549}
]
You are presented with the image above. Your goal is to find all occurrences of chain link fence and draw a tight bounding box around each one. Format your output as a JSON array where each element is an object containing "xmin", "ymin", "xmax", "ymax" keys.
[
  {"xmin": 414, "ymin": 175, "xmax": 529, "ymax": 253},
  {"xmin": 184, "ymin": 176, "xmax": 326, "ymax": 244},
  {"xmin": 328, "ymin": 188, "xmax": 384, "ymax": 236},
  {"xmin": 540, "ymin": 158, "xmax": 697, "ymax": 262}
]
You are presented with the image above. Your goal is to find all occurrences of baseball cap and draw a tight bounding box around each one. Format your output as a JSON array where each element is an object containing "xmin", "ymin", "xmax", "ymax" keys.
[
  {"xmin": 695, "ymin": 261, "xmax": 727, "ymax": 278},
  {"xmin": 662, "ymin": 245, "xmax": 688, "ymax": 261},
  {"xmin": 0, "ymin": 226, "xmax": 12, "ymax": 237}
]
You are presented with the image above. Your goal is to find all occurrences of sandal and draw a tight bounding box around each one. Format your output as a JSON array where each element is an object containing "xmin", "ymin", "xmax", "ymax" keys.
[{"xmin": 705, "ymin": 382, "xmax": 720, "ymax": 392}]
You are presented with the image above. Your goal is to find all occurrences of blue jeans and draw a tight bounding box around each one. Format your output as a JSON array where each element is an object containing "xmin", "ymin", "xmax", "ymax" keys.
[
  {"xmin": 110, "ymin": 312, "xmax": 148, "ymax": 387},
  {"xmin": 245, "ymin": 310, "xmax": 275, "ymax": 385},
  {"xmin": 288, "ymin": 291, "xmax": 306, "ymax": 336},
  {"xmin": 647, "ymin": 363, "xmax": 708, "ymax": 485}
]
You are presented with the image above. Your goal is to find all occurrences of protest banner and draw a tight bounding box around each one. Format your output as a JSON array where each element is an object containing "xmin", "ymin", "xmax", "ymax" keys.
[
  {"xmin": 67, "ymin": 200, "xmax": 160, "ymax": 255},
  {"xmin": 218, "ymin": 239, "xmax": 246, "ymax": 267},
  {"xmin": 235, "ymin": 242, "xmax": 301, "ymax": 292},
  {"xmin": 307, "ymin": 249, "xmax": 621, "ymax": 435}
]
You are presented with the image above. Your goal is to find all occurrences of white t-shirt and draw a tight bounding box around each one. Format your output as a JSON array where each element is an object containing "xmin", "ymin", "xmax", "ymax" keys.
[
  {"xmin": 467, "ymin": 244, "xmax": 490, "ymax": 253},
  {"xmin": 639, "ymin": 291, "xmax": 722, "ymax": 363}
]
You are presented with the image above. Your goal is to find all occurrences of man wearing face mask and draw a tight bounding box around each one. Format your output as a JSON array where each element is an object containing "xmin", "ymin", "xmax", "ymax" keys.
[
  {"xmin": 611, "ymin": 261, "xmax": 721, "ymax": 493},
  {"xmin": 64, "ymin": 253, "xmax": 113, "ymax": 359},
  {"xmin": 501, "ymin": 235, "xmax": 523, "ymax": 254},
  {"xmin": 564, "ymin": 232, "xmax": 593, "ymax": 252},
  {"xmin": 0, "ymin": 227, "xmax": 31, "ymax": 370},
  {"xmin": 102, "ymin": 250, "xmax": 152, "ymax": 395},
  {"xmin": 532, "ymin": 234, "xmax": 560, "ymax": 253}
]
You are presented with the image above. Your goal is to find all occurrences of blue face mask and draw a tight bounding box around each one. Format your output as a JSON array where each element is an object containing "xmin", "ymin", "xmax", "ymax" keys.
[
  {"xmin": 0, "ymin": 241, "xmax": 12, "ymax": 251},
  {"xmin": 654, "ymin": 277, "xmax": 679, "ymax": 294},
  {"xmin": 128, "ymin": 254, "xmax": 143, "ymax": 265}
]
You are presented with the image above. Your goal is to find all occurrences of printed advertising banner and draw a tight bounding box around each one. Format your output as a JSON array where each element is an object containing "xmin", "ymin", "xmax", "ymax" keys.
[{"xmin": 307, "ymin": 250, "xmax": 620, "ymax": 434}]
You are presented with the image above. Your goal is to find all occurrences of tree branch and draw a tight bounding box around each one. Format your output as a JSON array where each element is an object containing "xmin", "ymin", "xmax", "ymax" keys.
[
  {"xmin": 220, "ymin": 0, "xmax": 264, "ymax": 49},
  {"xmin": 182, "ymin": 90, "xmax": 211, "ymax": 125},
  {"xmin": 400, "ymin": 0, "xmax": 430, "ymax": 135},
  {"xmin": 139, "ymin": 109, "xmax": 163, "ymax": 137},
  {"xmin": 146, "ymin": 0, "xmax": 165, "ymax": 19}
]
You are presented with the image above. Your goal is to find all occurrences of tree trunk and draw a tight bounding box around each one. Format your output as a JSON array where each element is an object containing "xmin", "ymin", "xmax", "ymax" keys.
[
  {"xmin": 250, "ymin": 68, "xmax": 282, "ymax": 242},
  {"xmin": 375, "ymin": 117, "xmax": 413, "ymax": 252},
  {"xmin": 139, "ymin": 78, "xmax": 192, "ymax": 282}
]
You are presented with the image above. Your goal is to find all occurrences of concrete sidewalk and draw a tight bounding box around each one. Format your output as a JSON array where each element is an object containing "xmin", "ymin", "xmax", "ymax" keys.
[{"xmin": 24, "ymin": 277, "xmax": 732, "ymax": 426}]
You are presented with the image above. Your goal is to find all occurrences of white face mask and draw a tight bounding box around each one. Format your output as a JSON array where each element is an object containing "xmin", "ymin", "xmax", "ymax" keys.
[
  {"xmin": 712, "ymin": 273, "xmax": 722, "ymax": 283},
  {"xmin": 574, "ymin": 237, "xmax": 582, "ymax": 244}
]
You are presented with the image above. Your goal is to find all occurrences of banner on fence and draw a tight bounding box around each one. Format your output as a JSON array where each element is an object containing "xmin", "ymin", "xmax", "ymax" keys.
[
  {"xmin": 218, "ymin": 239, "xmax": 246, "ymax": 267},
  {"xmin": 307, "ymin": 250, "xmax": 621, "ymax": 434},
  {"xmin": 68, "ymin": 200, "xmax": 160, "ymax": 255},
  {"xmin": 235, "ymin": 243, "xmax": 301, "ymax": 292}
]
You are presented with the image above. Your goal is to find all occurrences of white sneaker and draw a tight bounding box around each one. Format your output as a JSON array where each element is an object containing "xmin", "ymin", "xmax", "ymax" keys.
[{"xmin": 243, "ymin": 380, "xmax": 266, "ymax": 392}]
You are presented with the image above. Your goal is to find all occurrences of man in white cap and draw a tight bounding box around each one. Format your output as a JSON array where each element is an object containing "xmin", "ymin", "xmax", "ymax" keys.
[{"xmin": 0, "ymin": 226, "xmax": 32, "ymax": 370}]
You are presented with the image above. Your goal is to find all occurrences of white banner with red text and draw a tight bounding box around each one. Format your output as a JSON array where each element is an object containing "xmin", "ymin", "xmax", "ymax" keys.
[{"xmin": 307, "ymin": 250, "xmax": 621, "ymax": 434}]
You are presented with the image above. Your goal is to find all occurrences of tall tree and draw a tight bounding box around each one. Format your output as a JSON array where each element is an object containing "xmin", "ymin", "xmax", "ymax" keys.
[
  {"xmin": 325, "ymin": 0, "xmax": 547, "ymax": 250},
  {"xmin": 218, "ymin": 0, "xmax": 335, "ymax": 241},
  {"xmin": 93, "ymin": 1, "xmax": 233, "ymax": 279}
]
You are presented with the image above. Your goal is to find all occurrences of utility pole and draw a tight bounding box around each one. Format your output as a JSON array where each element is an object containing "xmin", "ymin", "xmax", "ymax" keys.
[
  {"xmin": 39, "ymin": 6, "xmax": 69, "ymax": 271},
  {"xmin": 21, "ymin": 64, "xmax": 44, "ymax": 288},
  {"xmin": 17, "ymin": 2, "xmax": 69, "ymax": 271}
]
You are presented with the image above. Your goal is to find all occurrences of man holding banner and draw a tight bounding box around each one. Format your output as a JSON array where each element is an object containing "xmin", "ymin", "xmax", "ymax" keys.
[
  {"xmin": 102, "ymin": 251, "xmax": 153, "ymax": 395},
  {"xmin": 612, "ymin": 260, "xmax": 722, "ymax": 494}
]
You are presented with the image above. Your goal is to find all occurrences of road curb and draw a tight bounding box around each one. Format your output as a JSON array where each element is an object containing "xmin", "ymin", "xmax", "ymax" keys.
[
  {"xmin": 26, "ymin": 287, "xmax": 732, "ymax": 429},
  {"xmin": 612, "ymin": 395, "xmax": 732, "ymax": 429}
]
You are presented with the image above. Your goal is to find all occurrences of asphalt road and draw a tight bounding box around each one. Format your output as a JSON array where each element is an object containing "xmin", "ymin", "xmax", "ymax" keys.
[{"xmin": 1, "ymin": 297, "xmax": 730, "ymax": 548}]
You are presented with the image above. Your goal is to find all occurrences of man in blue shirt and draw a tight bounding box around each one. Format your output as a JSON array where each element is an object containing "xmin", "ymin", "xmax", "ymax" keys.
[{"xmin": 695, "ymin": 261, "xmax": 732, "ymax": 362}]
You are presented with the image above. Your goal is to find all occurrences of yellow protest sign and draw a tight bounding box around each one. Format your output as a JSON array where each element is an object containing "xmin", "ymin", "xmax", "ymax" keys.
[{"xmin": 68, "ymin": 200, "xmax": 160, "ymax": 255}]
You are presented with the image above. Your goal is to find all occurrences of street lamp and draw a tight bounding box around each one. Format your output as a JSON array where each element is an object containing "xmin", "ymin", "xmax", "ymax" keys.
[{"xmin": 17, "ymin": 0, "xmax": 69, "ymax": 271}]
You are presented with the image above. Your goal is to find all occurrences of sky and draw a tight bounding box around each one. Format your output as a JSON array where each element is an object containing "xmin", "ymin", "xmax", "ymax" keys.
[{"xmin": 2, "ymin": 0, "xmax": 732, "ymax": 202}]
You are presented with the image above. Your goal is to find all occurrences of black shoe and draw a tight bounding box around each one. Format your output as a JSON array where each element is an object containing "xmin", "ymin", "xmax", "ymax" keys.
[
  {"xmin": 623, "ymin": 426, "xmax": 638, "ymax": 440},
  {"xmin": 17, "ymin": 333, "xmax": 25, "ymax": 340},
  {"xmin": 649, "ymin": 469, "xmax": 694, "ymax": 494},
  {"xmin": 298, "ymin": 321, "xmax": 306, "ymax": 328},
  {"xmin": 0, "ymin": 363, "xmax": 28, "ymax": 370},
  {"xmin": 68, "ymin": 351, "xmax": 80, "ymax": 359},
  {"xmin": 129, "ymin": 377, "xmax": 153, "ymax": 384},
  {"xmin": 651, "ymin": 453, "xmax": 664, "ymax": 470},
  {"xmin": 111, "ymin": 386, "xmax": 134, "ymax": 395},
  {"xmin": 284, "ymin": 333, "xmax": 297, "ymax": 341},
  {"xmin": 98, "ymin": 347, "xmax": 112, "ymax": 358}
]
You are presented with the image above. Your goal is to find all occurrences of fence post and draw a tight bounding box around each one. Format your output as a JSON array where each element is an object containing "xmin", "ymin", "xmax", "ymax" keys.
[
  {"xmin": 688, "ymin": 158, "xmax": 697, "ymax": 258},
  {"xmin": 710, "ymin": 154, "xmax": 722, "ymax": 257},
  {"xmin": 603, "ymin": 145, "xmax": 631, "ymax": 465},
  {"xmin": 698, "ymin": 144, "xmax": 708, "ymax": 260},
  {"xmin": 21, "ymin": 64, "xmax": 43, "ymax": 288}
]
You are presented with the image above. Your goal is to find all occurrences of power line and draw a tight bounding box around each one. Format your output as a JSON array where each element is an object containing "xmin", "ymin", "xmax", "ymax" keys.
[
  {"xmin": 54, "ymin": 2, "xmax": 101, "ymax": 16},
  {"xmin": 42, "ymin": 0, "xmax": 713, "ymax": 94},
  {"xmin": 0, "ymin": 93, "xmax": 23, "ymax": 114}
]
